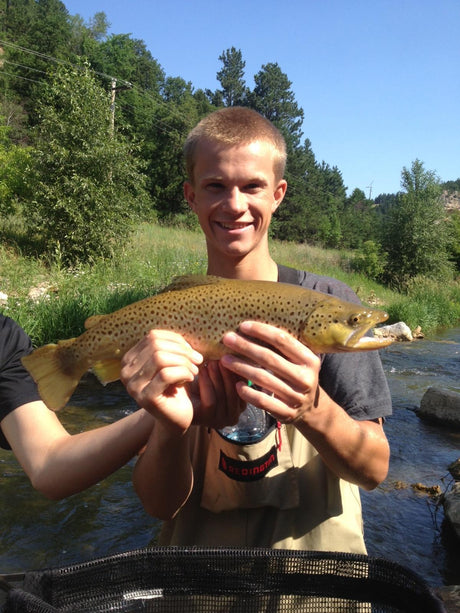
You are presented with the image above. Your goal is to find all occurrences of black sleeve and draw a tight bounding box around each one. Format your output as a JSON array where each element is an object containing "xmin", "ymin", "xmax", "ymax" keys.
[{"xmin": 0, "ymin": 315, "xmax": 41, "ymax": 449}]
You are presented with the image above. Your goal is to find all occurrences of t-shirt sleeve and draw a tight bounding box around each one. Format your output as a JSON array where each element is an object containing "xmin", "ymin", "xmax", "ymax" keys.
[
  {"xmin": 296, "ymin": 270, "xmax": 393, "ymax": 421},
  {"xmin": 0, "ymin": 315, "xmax": 41, "ymax": 449}
]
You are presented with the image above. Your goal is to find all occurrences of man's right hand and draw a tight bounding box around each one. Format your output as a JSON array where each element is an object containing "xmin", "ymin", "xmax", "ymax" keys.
[
  {"xmin": 120, "ymin": 330, "xmax": 245, "ymax": 434},
  {"xmin": 120, "ymin": 330, "xmax": 203, "ymax": 433}
]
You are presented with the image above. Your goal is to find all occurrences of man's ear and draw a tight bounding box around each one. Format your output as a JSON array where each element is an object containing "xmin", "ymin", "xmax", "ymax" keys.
[
  {"xmin": 272, "ymin": 179, "xmax": 288, "ymax": 213},
  {"xmin": 184, "ymin": 182, "xmax": 197, "ymax": 212}
]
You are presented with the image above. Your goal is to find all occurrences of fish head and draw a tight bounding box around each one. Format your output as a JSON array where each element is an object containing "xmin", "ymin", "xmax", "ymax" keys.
[{"xmin": 300, "ymin": 298, "xmax": 393, "ymax": 353}]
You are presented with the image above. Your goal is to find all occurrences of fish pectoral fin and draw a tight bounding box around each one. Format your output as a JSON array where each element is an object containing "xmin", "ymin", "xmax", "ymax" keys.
[{"xmin": 92, "ymin": 359, "xmax": 122, "ymax": 384}]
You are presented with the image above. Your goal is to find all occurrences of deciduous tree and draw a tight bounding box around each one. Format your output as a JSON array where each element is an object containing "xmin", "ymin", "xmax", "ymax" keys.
[
  {"xmin": 381, "ymin": 159, "xmax": 454, "ymax": 287},
  {"xmin": 30, "ymin": 63, "xmax": 148, "ymax": 265}
]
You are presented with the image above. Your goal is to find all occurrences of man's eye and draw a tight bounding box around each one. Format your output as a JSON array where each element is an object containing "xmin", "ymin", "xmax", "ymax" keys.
[
  {"xmin": 206, "ymin": 182, "xmax": 224, "ymax": 190},
  {"xmin": 244, "ymin": 183, "xmax": 262, "ymax": 192}
]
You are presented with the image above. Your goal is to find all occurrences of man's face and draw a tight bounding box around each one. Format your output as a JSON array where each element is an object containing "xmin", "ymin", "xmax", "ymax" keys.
[{"xmin": 184, "ymin": 139, "xmax": 287, "ymax": 262}]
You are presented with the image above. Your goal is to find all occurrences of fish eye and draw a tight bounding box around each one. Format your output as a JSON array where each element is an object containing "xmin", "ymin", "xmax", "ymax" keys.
[{"xmin": 348, "ymin": 314, "xmax": 361, "ymax": 326}]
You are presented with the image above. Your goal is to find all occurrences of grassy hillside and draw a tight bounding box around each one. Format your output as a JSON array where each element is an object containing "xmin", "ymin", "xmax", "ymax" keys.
[{"xmin": 1, "ymin": 223, "xmax": 459, "ymax": 345}]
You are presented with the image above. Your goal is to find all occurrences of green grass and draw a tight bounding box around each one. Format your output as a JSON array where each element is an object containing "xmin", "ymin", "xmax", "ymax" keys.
[{"xmin": 1, "ymin": 222, "xmax": 459, "ymax": 345}]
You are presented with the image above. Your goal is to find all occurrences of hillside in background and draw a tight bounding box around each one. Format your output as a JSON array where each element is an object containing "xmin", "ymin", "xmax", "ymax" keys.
[{"xmin": 0, "ymin": 0, "xmax": 459, "ymax": 278}]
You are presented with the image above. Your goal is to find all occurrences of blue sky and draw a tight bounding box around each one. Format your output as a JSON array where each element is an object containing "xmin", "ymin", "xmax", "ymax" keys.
[{"xmin": 64, "ymin": 0, "xmax": 459, "ymax": 197}]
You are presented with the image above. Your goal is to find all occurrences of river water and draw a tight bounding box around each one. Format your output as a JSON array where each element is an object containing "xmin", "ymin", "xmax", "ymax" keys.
[{"xmin": 0, "ymin": 327, "xmax": 459, "ymax": 588}]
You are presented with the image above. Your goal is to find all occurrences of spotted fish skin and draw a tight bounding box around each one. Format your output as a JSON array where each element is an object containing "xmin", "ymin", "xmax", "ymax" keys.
[{"xmin": 22, "ymin": 275, "xmax": 392, "ymax": 410}]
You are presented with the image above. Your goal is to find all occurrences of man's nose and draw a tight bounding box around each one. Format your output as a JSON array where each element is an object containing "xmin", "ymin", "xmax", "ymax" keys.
[{"xmin": 224, "ymin": 187, "xmax": 247, "ymax": 212}]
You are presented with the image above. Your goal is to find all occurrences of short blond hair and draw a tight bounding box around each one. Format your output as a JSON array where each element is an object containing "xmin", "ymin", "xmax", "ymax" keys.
[{"xmin": 184, "ymin": 107, "xmax": 287, "ymax": 183}]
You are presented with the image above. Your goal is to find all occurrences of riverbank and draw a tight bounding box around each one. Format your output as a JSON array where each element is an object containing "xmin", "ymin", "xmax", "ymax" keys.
[{"xmin": 1, "ymin": 222, "xmax": 459, "ymax": 345}]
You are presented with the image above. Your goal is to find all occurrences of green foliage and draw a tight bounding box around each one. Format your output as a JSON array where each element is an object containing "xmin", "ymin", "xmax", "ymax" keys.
[
  {"xmin": 2, "ymin": 4, "xmax": 459, "ymax": 282},
  {"xmin": 249, "ymin": 62, "xmax": 304, "ymax": 150},
  {"xmin": 381, "ymin": 160, "xmax": 454, "ymax": 288},
  {"xmin": 0, "ymin": 119, "xmax": 34, "ymax": 215},
  {"xmin": 0, "ymin": 98, "xmax": 29, "ymax": 144},
  {"xmin": 386, "ymin": 276, "xmax": 460, "ymax": 332},
  {"xmin": 340, "ymin": 189, "xmax": 381, "ymax": 249},
  {"xmin": 90, "ymin": 34, "xmax": 165, "ymax": 91},
  {"xmin": 215, "ymin": 47, "xmax": 248, "ymax": 107},
  {"xmin": 442, "ymin": 178, "xmax": 460, "ymax": 192},
  {"xmin": 448, "ymin": 210, "xmax": 460, "ymax": 270},
  {"xmin": 29, "ymin": 62, "xmax": 149, "ymax": 266},
  {"xmin": 351, "ymin": 240, "xmax": 387, "ymax": 281},
  {"xmin": 274, "ymin": 139, "xmax": 317, "ymax": 242},
  {"xmin": 145, "ymin": 77, "xmax": 215, "ymax": 219},
  {"xmin": 1, "ymin": 0, "xmax": 74, "ymax": 116},
  {"xmin": 273, "ymin": 139, "xmax": 352, "ymax": 248}
]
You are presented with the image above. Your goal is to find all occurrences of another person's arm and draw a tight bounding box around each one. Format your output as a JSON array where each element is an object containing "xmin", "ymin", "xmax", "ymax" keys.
[
  {"xmin": 2, "ymin": 403, "xmax": 154, "ymax": 499},
  {"xmin": 0, "ymin": 316, "xmax": 155, "ymax": 500}
]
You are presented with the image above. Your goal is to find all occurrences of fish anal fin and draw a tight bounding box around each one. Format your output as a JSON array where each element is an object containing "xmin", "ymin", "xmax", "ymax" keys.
[{"xmin": 92, "ymin": 359, "xmax": 122, "ymax": 384}]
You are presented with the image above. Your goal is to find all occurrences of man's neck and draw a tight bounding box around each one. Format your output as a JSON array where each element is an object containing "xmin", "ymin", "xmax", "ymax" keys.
[{"xmin": 207, "ymin": 255, "xmax": 278, "ymax": 282}]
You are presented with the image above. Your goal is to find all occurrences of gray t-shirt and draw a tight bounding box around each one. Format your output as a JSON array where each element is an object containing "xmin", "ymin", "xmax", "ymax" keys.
[{"xmin": 277, "ymin": 264, "xmax": 392, "ymax": 421}]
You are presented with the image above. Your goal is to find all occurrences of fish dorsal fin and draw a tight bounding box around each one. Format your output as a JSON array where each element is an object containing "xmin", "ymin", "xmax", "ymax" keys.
[
  {"xmin": 160, "ymin": 275, "xmax": 225, "ymax": 294},
  {"xmin": 84, "ymin": 314, "xmax": 109, "ymax": 329}
]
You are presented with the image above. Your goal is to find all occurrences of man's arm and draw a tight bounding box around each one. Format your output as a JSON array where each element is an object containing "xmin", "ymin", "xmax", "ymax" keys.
[
  {"xmin": 293, "ymin": 394, "xmax": 389, "ymax": 490},
  {"xmin": 132, "ymin": 421, "xmax": 193, "ymax": 520},
  {"xmin": 121, "ymin": 330, "xmax": 244, "ymax": 519},
  {"xmin": 2, "ymin": 401, "xmax": 155, "ymax": 499},
  {"xmin": 220, "ymin": 321, "xmax": 390, "ymax": 491}
]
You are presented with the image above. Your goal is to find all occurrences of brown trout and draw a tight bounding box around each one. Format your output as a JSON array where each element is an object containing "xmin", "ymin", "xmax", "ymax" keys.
[{"xmin": 22, "ymin": 275, "xmax": 393, "ymax": 410}]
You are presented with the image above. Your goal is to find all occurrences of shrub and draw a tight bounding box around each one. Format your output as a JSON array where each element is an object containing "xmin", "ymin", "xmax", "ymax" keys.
[{"xmin": 351, "ymin": 240, "xmax": 387, "ymax": 281}]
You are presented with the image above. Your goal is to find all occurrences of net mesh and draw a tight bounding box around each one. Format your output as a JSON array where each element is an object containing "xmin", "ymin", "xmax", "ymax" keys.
[{"xmin": 2, "ymin": 547, "xmax": 446, "ymax": 613}]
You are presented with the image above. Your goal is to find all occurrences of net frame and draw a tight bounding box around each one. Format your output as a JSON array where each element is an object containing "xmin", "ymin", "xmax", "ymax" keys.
[{"xmin": 1, "ymin": 547, "xmax": 446, "ymax": 613}]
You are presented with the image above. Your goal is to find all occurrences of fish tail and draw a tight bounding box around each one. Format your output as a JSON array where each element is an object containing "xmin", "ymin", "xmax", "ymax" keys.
[{"xmin": 21, "ymin": 339, "xmax": 87, "ymax": 411}]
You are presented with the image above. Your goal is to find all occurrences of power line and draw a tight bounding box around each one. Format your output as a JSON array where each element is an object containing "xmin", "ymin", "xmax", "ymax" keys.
[
  {"xmin": 0, "ymin": 69, "xmax": 42, "ymax": 84},
  {"xmin": 0, "ymin": 39, "xmax": 331, "ymax": 191},
  {"xmin": 3, "ymin": 59, "xmax": 48, "ymax": 75},
  {"xmin": 0, "ymin": 38, "xmax": 131, "ymax": 87},
  {"xmin": 0, "ymin": 37, "xmax": 189, "ymax": 132},
  {"xmin": 0, "ymin": 37, "xmax": 220, "ymax": 134},
  {"xmin": 0, "ymin": 39, "xmax": 67, "ymax": 67}
]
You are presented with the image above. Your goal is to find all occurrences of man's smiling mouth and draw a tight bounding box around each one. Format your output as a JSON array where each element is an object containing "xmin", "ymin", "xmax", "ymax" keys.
[{"xmin": 217, "ymin": 222, "xmax": 252, "ymax": 230}]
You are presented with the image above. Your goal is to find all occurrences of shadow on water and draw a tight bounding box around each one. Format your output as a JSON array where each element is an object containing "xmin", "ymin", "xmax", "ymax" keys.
[{"xmin": 0, "ymin": 328, "xmax": 459, "ymax": 587}]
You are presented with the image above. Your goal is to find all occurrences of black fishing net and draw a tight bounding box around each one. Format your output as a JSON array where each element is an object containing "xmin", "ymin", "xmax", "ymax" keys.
[{"xmin": 0, "ymin": 547, "xmax": 446, "ymax": 613}]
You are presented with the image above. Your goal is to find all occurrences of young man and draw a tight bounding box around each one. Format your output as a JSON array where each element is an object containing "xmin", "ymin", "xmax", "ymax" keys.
[
  {"xmin": 0, "ymin": 314, "xmax": 154, "ymax": 499},
  {"xmin": 121, "ymin": 107, "xmax": 392, "ymax": 553}
]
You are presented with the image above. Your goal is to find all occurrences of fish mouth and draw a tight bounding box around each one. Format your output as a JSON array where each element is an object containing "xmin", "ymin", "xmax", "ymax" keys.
[
  {"xmin": 304, "ymin": 304, "xmax": 393, "ymax": 353},
  {"xmin": 337, "ymin": 311, "xmax": 392, "ymax": 351},
  {"xmin": 347, "ymin": 335, "xmax": 394, "ymax": 350}
]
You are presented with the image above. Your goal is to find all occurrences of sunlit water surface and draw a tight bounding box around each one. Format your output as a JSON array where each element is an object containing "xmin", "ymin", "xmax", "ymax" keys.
[{"xmin": 0, "ymin": 328, "xmax": 459, "ymax": 587}]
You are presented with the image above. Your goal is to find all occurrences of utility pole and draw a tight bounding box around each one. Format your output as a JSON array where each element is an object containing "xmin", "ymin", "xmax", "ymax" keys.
[
  {"xmin": 366, "ymin": 181, "xmax": 374, "ymax": 200},
  {"xmin": 110, "ymin": 78, "xmax": 132, "ymax": 135},
  {"xmin": 110, "ymin": 78, "xmax": 116, "ymax": 135}
]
